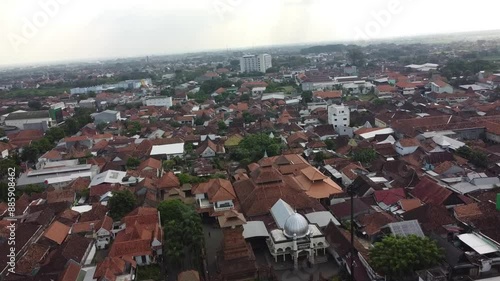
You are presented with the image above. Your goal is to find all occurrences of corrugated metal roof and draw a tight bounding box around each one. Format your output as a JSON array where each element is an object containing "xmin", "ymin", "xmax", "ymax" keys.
[
  {"xmin": 270, "ymin": 199, "xmax": 294, "ymax": 229},
  {"xmin": 458, "ymin": 233, "xmax": 499, "ymax": 255},
  {"xmin": 387, "ymin": 220, "xmax": 424, "ymax": 237}
]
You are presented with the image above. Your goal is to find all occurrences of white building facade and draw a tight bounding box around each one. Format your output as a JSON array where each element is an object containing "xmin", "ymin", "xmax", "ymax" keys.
[
  {"xmin": 266, "ymin": 200, "xmax": 329, "ymax": 269},
  {"xmin": 240, "ymin": 54, "xmax": 272, "ymax": 73},
  {"xmin": 328, "ymin": 104, "xmax": 350, "ymax": 128},
  {"xmin": 144, "ymin": 97, "xmax": 173, "ymax": 108}
]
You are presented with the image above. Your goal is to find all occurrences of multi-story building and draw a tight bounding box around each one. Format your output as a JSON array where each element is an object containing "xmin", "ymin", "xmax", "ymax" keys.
[
  {"xmin": 240, "ymin": 54, "xmax": 272, "ymax": 73},
  {"xmin": 4, "ymin": 110, "xmax": 53, "ymax": 130},
  {"xmin": 143, "ymin": 96, "xmax": 173, "ymax": 108},
  {"xmin": 327, "ymin": 104, "xmax": 350, "ymax": 129}
]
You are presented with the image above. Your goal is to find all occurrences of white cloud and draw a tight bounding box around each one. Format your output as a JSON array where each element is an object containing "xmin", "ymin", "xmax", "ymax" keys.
[{"xmin": 1, "ymin": 0, "xmax": 500, "ymax": 65}]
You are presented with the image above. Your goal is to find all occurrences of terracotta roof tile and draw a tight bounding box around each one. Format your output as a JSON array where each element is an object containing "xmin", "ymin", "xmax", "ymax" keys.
[
  {"xmin": 398, "ymin": 138, "xmax": 420, "ymax": 147},
  {"xmin": 373, "ymin": 188, "xmax": 406, "ymax": 206},
  {"xmin": 157, "ymin": 171, "xmax": 180, "ymax": 189},
  {"xmin": 313, "ymin": 90, "xmax": 342, "ymax": 99},
  {"xmin": 398, "ymin": 199, "xmax": 422, "ymax": 211},
  {"xmin": 44, "ymin": 221, "xmax": 71, "ymax": 244},
  {"xmin": 357, "ymin": 212, "xmax": 396, "ymax": 236},
  {"xmin": 410, "ymin": 177, "xmax": 452, "ymax": 206},
  {"xmin": 58, "ymin": 260, "xmax": 81, "ymax": 281}
]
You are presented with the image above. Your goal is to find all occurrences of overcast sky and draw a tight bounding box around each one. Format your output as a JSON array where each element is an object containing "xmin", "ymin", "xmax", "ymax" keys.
[{"xmin": 2, "ymin": 0, "xmax": 500, "ymax": 66}]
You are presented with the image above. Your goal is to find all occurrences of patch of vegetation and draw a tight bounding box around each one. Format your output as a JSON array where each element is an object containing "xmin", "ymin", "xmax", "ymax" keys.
[
  {"xmin": 108, "ymin": 190, "xmax": 137, "ymax": 220},
  {"xmin": 370, "ymin": 235, "xmax": 443, "ymax": 280},
  {"xmin": 456, "ymin": 146, "xmax": 488, "ymax": 168},
  {"xmin": 351, "ymin": 148, "xmax": 377, "ymax": 163},
  {"xmin": 157, "ymin": 200, "xmax": 203, "ymax": 270},
  {"xmin": 136, "ymin": 264, "xmax": 161, "ymax": 281}
]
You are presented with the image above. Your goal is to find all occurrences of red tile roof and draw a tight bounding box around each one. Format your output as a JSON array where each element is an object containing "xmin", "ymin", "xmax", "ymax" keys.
[
  {"xmin": 109, "ymin": 207, "xmax": 162, "ymax": 259},
  {"xmin": 373, "ymin": 188, "xmax": 406, "ymax": 206},
  {"xmin": 410, "ymin": 177, "xmax": 452, "ymax": 206},
  {"xmin": 398, "ymin": 138, "xmax": 420, "ymax": 148},
  {"xmin": 157, "ymin": 171, "xmax": 180, "ymax": 189},
  {"xmin": 138, "ymin": 157, "xmax": 162, "ymax": 171},
  {"xmin": 313, "ymin": 90, "xmax": 342, "ymax": 99},
  {"xmin": 43, "ymin": 221, "xmax": 71, "ymax": 244}
]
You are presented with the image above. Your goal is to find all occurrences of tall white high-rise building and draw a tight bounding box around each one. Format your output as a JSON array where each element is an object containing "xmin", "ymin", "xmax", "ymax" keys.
[
  {"xmin": 328, "ymin": 104, "xmax": 350, "ymax": 128},
  {"xmin": 240, "ymin": 54, "xmax": 272, "ymax": 73}
]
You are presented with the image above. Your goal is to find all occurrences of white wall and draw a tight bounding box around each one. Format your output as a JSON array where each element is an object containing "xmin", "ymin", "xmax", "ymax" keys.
[
  {"xmin": 145, "ymin": 97, "xmax": 173, "ymax": 108},
  {"xmin": 328, "ymin": 105, "xmax": 350, "ymax": 128},
  {"xmin": 201, "ymin": 148, "xmax": 216, "ymax": 158},
  {"xmin": 5, "ymin": 117, "xmax": 52, "ymax": 130}
]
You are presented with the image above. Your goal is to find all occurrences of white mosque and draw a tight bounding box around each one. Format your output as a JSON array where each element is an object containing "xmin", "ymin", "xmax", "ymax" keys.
[{"xmin": 266, "ymin": 200, "xmax": 330, "ymax": 269}]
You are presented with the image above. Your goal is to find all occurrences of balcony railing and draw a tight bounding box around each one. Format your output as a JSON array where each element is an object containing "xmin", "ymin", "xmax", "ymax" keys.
[{"xmin": 214, "ymin": 205, "xmax": 234, "ymax": 212}]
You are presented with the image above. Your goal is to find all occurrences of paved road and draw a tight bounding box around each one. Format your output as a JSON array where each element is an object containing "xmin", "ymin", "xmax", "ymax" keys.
[{"xmin": 202, "ymin": 221, "xmax": 223, "ymax": 279}]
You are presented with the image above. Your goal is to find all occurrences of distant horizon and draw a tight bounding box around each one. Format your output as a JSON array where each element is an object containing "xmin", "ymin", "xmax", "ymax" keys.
[{"xmin": 2, "ymin": 28, "xmax": 500, "ymax": 70}]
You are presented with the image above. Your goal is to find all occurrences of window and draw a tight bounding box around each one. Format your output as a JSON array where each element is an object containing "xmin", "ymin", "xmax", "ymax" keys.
[{"xmin": 141, "ymin": 255, "xmax": 147, "ymax": 264}]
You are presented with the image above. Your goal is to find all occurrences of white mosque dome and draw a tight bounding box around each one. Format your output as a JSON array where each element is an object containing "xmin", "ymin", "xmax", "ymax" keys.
[{"xmin": 283, "ymin": 212, "xmax": 310, "ymax": 239}]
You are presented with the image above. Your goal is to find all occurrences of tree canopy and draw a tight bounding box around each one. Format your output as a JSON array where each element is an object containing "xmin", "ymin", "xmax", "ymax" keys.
[
  {"xmin": 370, "ymin": 235, "xmax": 443, "ymax": 280},
  {"xmin": 108, "ymin": 189, "xmax": 137, "ymax": 220},
  {"xmin": 347, "ymin": 47, "xmax": 366, "ymax": 67},
  {"xmin": 456, "ymin": 146, "xmax": 488, "ymax": 168},
  {"xmin": 230, "ymin": 133, "xmax": 282, "ymax": 164},
  {"xmin": 301, "ymin": 91, "xmax": 313, "ymax": 104},
  {"xmin": 351, "ymin": 148, "xmax": 377, "ymax": 163},
  {"xmin": 157, "ymin": 200, "xmax": 204, "ymax": 269},
  {"xmin": 45, "ymin": 127, "xmax": 66, "ymax": 143},
  {"xmin": 28, "ymin": 100, "xmax": 42, "ymax": 110}
]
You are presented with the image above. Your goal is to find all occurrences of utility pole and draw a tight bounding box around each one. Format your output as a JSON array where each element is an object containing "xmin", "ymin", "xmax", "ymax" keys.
[{"xmin": 349, "ymin": 184, "xmax": 356, "ymax": 281}]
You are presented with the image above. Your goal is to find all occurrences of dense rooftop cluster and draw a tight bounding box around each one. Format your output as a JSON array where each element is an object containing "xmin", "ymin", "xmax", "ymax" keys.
[{"xmin": 1, "ymin": 39, "xmax": 500, "ymax": 281}]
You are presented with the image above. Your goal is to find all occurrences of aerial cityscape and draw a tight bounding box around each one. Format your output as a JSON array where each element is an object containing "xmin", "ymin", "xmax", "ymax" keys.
[{"xmin": 2, "ymin": 1, "xmax": 500, "ymax": 281}]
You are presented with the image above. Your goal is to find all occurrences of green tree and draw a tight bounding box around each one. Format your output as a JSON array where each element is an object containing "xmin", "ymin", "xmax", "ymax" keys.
[
  {"xmin": 32, "ymin": 138, "xmax": 54, "ymax": 153},
  {"xmin": 217, "ymin": 121, "xmax": 227, "ymax": 131},
  {"xmin": 22, "ymin": 184, "xmax": 45, "ymax": 196},
  {"xmin": 456, "ymin": 146, "xmax": 488, "ymax": 168},
  {"xmin": 45, "ymin": 127, "xmax": 66, "ymax": 143},
  {"xmin": 372, "ymin": 98, "xmax": 386, "ymax": 106},
  {"xmin": 158, "ymin": 200, "xmax": 204, "ymax": 269},
  {"xmin": 28, "ymin": 100, "xmax": 42, "ymax": 110},
  {"xmin": 64, "ymin": 118, "xmax": 79, "ymax": 135},
  {"xmin": 163, "ymin": 160, "xmax": 176, "ymax": 170},
  {"xmin": 108, "ymin": 190, "xmax": 137, "ymax": 220},
  {"xmin": 96, "ymin": 122, "xmax": 107, "ymax": 133},
  {"xmin": 352, "ymin": 148, "xmax": 377, "ymax": 163},
  {"xmin": 242, "ymin": 112, "xmax": 256, "ymax": 123},
  {"xmin": 314, "ymin": 152, "xmax": 325, "ymax": 163},
  {"xmin": 370, "ymin": 235, "xmax": 443, "ymax": 280},
  {"xmin": 230, "ymin": 133, "xmax": 282, "ymax": 162},
  {"xmin": 347, "ymin": 47, "xmax": 366, "ymax": 67},
  {"xmin": 125, "ymin": 121, "xmax": 141, "ymax": 136},
  {"xmin": 126, "ymin": 157, "xmax": 141, "ymax": 169},
  {"xmin": 240, "ymin": 93, "xmax": 250, "ymax": 101},
  {"xmin": 177, "ymin": 173, "xmax": 205, "ymax": 185},
  {"xmin": 325, "ymin": 139, "xmax": 336, "ymax": 150},
  {"xmin": 301, "ymin": 91, "xmax": 313, "ymax": 103},
  {"xmin": 21, "ymin": 146, "xmax": 39, "ymax": 163},
  {"xmin": 0, "ymin": 158, "xmax": 20, "ymax": 181},
  {"xmin": 194, "ymin": 117, "xmax": 205, "ymax": 126}
]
